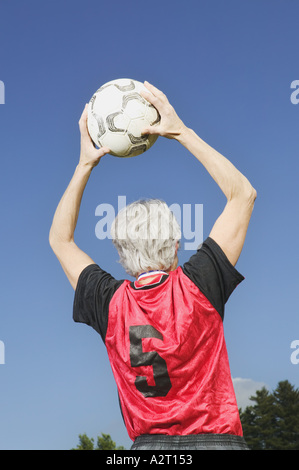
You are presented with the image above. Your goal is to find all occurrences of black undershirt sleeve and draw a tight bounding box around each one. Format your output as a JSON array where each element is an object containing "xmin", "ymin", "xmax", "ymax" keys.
[
  {"xmin": 73, "ymin": 264, "xmax": 124, "ymax": 342},
  {"xmin": 182, "ymin": 237, "xmax": 245, "ymax": 320}
]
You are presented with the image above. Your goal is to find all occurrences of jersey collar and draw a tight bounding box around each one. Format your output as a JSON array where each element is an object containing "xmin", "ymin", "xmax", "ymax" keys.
[{"xmin": 133, "ymin": 270, "xmax": 169, "ymax": 290}]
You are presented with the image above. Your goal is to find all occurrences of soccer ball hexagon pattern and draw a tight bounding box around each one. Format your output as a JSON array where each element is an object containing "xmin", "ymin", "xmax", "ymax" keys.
[{"xmin": 87, "ymin": 78, "xmax": 161, "ymax": 157}]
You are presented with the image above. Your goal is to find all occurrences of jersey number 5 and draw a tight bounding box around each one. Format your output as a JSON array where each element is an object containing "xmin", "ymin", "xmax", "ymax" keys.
[{"xmin": 129, "ymin": 325, "xmax": 172, "ymax": 398}]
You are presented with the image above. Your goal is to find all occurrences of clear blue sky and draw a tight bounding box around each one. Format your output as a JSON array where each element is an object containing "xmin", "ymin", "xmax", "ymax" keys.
[{"xmin": 0, "ymin": 0, "xmax": 299, "ymax": 450}]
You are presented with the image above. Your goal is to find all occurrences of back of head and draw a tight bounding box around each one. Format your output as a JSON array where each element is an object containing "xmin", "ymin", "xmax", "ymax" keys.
[{"xmin": 110, "ymin": 199, "xmax": 181, "ymax": 277}]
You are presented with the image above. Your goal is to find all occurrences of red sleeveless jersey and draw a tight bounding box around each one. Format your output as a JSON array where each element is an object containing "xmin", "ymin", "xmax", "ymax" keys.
[{"xmin": 73, "ymin": 237, "xmax": 245, "ymax": 441}]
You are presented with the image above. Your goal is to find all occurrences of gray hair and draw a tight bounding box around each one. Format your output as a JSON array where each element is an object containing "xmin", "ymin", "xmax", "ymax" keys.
[{"xmin": 110, "ymin": 199, "xmax": 181, "ymax": 277}]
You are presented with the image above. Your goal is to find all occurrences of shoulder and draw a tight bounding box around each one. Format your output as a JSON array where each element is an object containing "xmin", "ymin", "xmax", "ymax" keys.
[
  {"xmin": 181, "ymin": 237, "xmax": 244, "ymax": 318},
  {"xmin": 73, "ymin": 263, "xmax": 126, "ymax": 340},
  {"xmin": 76, "ymin": 263, "xmax": 124, "ymax": 289}
]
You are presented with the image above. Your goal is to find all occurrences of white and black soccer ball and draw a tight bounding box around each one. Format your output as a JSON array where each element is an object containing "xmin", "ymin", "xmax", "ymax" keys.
[{"xmin": 87, "ymin": 78, "xmax": 161, "ymax": 158}]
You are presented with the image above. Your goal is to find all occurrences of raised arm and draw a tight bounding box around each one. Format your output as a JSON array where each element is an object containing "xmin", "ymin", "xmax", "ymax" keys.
[
  {"xmin": 141, "ymin": 82, "xmax": 257, "ymax": 266},
  {"xmin": 49, "ymin": 105, "xmax": 110, "ymax": 289}
]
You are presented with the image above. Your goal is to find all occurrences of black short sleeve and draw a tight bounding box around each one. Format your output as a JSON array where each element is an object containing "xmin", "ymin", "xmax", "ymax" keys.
[
  {"xmin": 182, "ymin": 237, "xmax": 244, "ymax": 319},
  {"xmin": 73, "ymin": 264, "xmax": 124, "ymax": 341}
]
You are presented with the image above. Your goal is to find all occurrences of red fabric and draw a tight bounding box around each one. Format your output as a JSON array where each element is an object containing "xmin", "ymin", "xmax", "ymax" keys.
[{"xmin": 105, "ymin": 267, "xmax": 242, "ymax": 441}]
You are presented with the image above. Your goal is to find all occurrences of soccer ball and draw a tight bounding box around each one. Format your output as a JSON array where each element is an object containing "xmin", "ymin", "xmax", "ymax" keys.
[{"xmin": 87, "ymin": 78, "xmax": 160, "ymax": 158}]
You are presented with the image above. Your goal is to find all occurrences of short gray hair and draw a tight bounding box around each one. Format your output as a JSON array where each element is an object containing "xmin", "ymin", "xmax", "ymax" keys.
[{"xmin": 110, "ymin": 199, "xmax": 181, "ymax": 277}]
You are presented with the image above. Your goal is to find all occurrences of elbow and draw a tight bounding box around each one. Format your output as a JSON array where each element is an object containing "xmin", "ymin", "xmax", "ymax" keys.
[
  {"xmin": 49, "ymin": 227, "xmax": 74, "ymax": 254},
  {"xmin": 49, "ymin": 223, "xmax": 58, "ymax": 249},
  {"xmin": 48, "ymin": 227, "xmax": 67, "ymax": 254},
  {"xmin": 49, "ymin": 228, "xmax": 57, "ymax": 253},
  {"xmin": 237, "ymin": 177, "xmax": 257, "ymax": 205},
  {"xmin": 227, "ymin": 178, "xmax": 257, "ymax": 209},
  {"xmin": 241, "ymin": 184, "xmax": 257, "ymax": 214},
  {"xmin": 252, "ymin": 186, "xmax": 257, "ymax": 202},
  {"xmin": 49, "ymin": 226, "xmax": 54, "ymax": 248},
  {"xmin": 247, "ymin": 185, "xmax": 257, "ymax": 205}
]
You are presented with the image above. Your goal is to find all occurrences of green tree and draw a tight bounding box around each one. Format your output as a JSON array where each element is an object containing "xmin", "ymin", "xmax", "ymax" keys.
[
  {"xmin": 240, "ymin": 380, "xmax": 299, "ymax": 450},
  {"xmin": 73, "ymin": 433, "xmax": 95, "ymax": 450},
  {"xmin": 96, "ymin": 433, "xmax": 125, "ymax": 450},
  {"xmin": 73, "ymin": 432, "xmax": 125, "ymax": 450},
  {"xmin": 271, "ymin": 381, "xmax": 299, "ymax": 449}
]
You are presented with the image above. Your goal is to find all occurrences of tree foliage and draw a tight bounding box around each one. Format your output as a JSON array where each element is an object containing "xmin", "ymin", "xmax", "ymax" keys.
[
  {"xmin": 73, "ymin": 432, "xmax": 125, "ymax": 450},
  {"xmin": 240, "ymin": 380, "xmax": 299, "ymax": 450},
  {"xmin": 73, "ymin": 380, "xmax": 299, "ymax": 451}
]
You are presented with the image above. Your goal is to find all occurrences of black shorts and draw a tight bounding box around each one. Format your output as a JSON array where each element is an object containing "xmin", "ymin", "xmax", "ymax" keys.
[{"xmin": 131, "ymin": 434, "xmax": 249, "ymax": 451}]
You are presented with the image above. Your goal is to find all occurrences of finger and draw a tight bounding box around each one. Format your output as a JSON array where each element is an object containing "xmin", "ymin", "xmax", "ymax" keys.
[
  {"xmin": 89, "ymin": 146, "xmax": 110, "ymax": 163},
  {"xmin": 79, "ymin": 104, "xmax": 88, "ymax": 122},
  {"xmin": 141, "ymin": 124, "xmax": 160, "ymax": 136},
  {"xmin": 78, "ymin": 105, "xmax": 90, "ymax": 136},
  {"xmin": 144, "ymin": 81, "xmax": 167, "ymax": 101},
  {"xmin": 140, "ymin": 89, "xmax": 157, "ymax": 106},
  {"xmin": 98, "ymin": 146, "xmax": 110, "ymax": 157},
  {"xmin": 141, "ymin": 126, "xmax": 149, "ymax": 135},
  {"xmin": 140, "ymin": 90, "xmax": 165, "ymax": 117}
]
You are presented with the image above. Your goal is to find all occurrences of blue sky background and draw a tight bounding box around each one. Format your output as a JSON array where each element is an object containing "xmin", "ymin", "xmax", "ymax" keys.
[{"xmin": 0, "ymin": 0, "xmax": 299, "ymax": 450}]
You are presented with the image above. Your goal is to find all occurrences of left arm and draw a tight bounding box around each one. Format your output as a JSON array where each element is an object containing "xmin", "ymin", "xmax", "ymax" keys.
[{"xmin": 49, "ymin": 105, "xmax": 109, "ymax": 289}]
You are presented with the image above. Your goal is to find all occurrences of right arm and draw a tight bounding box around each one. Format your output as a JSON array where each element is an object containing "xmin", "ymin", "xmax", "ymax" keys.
[{"xmin": 141, "ymin": 82, "xmax": 257, "ymax": 266}]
